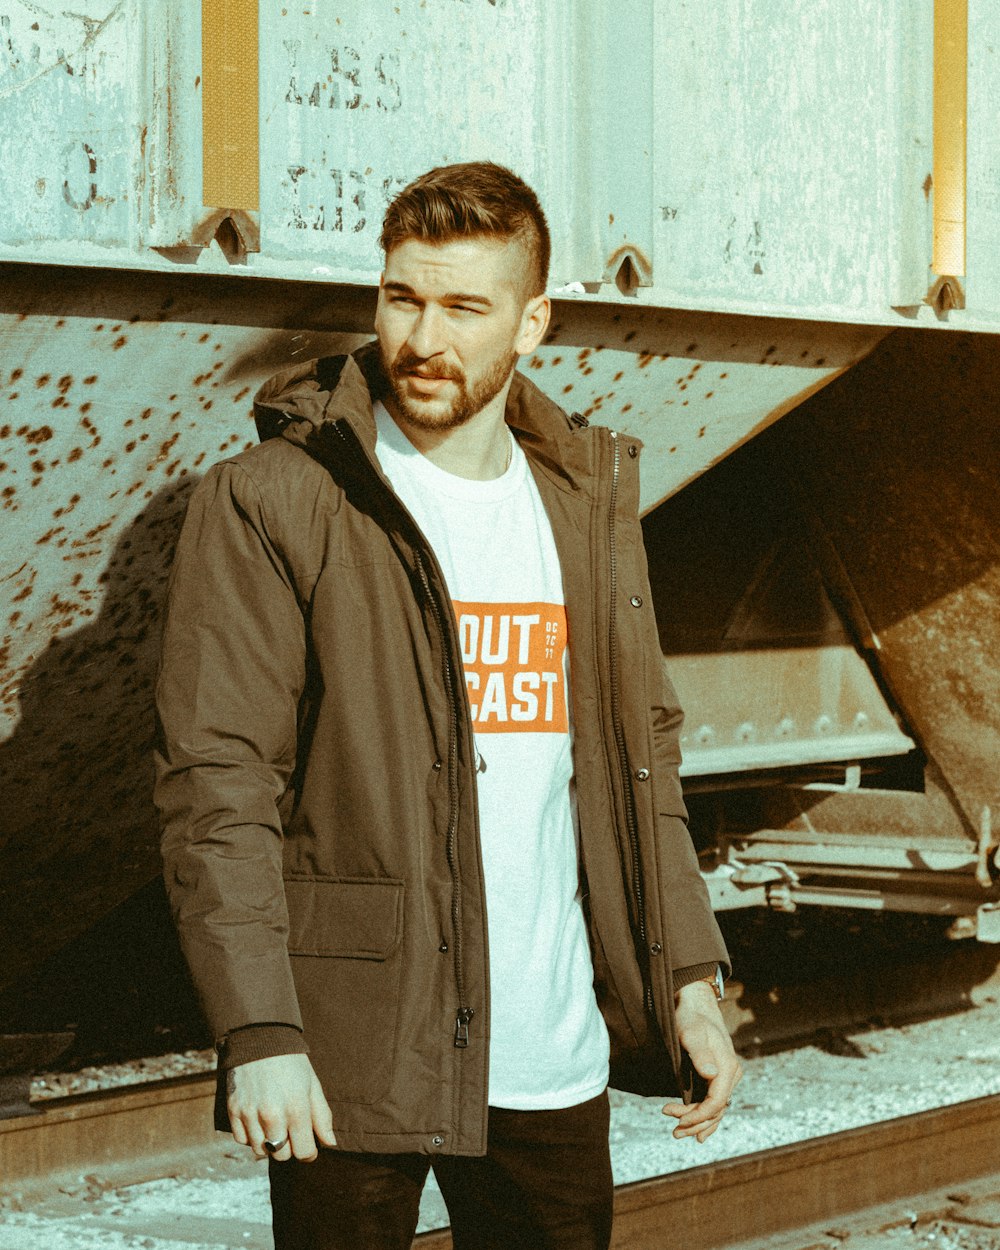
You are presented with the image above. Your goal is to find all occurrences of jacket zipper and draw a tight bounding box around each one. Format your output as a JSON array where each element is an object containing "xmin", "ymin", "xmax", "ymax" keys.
[
  {"xmin": 607, "ymin": 430, "xmax": 655, "ymax": 1020},
  {"xmin": 415, "ymin": 551, "xmax": 475, "ymax": 1049},
  {"xmin": 331, "ymin": 420, "xmax": 474, "ymax": 1049}
]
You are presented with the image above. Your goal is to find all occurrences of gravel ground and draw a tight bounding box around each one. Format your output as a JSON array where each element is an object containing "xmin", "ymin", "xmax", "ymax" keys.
[
  {"xmin": 3, "ymin": 1000, "xmax": 1000, "ymax": 1249},
  {"xmin": 30, "ymin": 1050, "xmax": 216, "ymax": 1101}
]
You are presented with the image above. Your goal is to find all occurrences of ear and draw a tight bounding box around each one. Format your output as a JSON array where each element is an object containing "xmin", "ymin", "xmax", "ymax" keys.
[{"xmin": 515, "ymin": 293, "xmax": 551, "ymax": 357}]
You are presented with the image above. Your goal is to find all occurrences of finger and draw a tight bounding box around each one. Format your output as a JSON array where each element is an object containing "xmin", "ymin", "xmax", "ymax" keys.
[
  {"xmin": 259, "ymin": 1114, "xmax": 291, "ymax": 1163},
  {"xmin": 287, "ymin": 1110, "xmax": 318, "ymax": 1163},
  {"xmin": 674, "ymin": 1111, "xmax": 723, "ymax": 1141},
  {"xmin": 229, "ymin": 1111, "xmax": 250, "ymax": 1147},
  {"xmin": 310, "ymin": 1077, "xmax": 338, "ymax": 1149}
]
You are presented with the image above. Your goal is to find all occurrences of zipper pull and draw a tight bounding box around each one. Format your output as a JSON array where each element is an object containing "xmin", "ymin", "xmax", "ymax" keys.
[{"xmin": 454, "ymin": 1007, "xmax": 475, "ymax": 1048}]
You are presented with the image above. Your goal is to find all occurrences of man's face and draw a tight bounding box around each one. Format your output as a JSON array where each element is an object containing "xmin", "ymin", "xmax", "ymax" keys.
[{"xmin": 374, "ymin": 234, "xmax": 546, "ymax": 433}]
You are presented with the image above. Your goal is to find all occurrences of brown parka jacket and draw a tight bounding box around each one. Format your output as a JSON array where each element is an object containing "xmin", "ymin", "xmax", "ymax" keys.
[{"xmin": 154, "ymin": 344, "xmax": 729, "ymax": 1157}]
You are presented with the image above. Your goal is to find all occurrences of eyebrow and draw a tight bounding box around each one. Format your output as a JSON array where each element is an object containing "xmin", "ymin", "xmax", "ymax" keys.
[{"xmin": 383, "ymin": 281, "xmax": 493, "ymax": 308}]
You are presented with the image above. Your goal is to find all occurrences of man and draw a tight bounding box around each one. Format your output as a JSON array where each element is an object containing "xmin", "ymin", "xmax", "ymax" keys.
[{"xmin": 155, "ymin": 162, "xmax": 741, "ymax": 1250}]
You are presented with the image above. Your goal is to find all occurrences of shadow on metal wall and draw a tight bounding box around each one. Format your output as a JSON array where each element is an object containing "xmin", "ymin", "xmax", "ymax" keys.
[{"xmin": 0, "ymin": 482, "xmax": 197, "ymax": 993}]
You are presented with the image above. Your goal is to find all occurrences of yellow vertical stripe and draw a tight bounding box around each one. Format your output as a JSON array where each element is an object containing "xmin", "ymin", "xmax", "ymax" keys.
[
  {"xmin": 932, "ymin": 0, "xmax": 967, "ymax": 277},
  {"xmin": 202, "ymin": 0, "xmax": 259, "ymax": 211}
]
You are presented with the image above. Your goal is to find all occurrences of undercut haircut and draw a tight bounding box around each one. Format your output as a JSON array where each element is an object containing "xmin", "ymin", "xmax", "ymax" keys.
[{"xmin": 380, "ymin": 162, "xmax": 551, "ymax": 299}]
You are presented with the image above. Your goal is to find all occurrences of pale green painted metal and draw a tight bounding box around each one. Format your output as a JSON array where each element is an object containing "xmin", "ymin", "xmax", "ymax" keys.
[{"xmin": 2, "ymin": 1, "xmax": 1000, "ymax": 330}]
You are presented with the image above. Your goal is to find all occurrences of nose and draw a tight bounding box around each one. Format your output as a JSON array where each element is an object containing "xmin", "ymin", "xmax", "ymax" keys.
[{"xmin": 406, "ymin": 305, "xmax": 447, "ymax": 360}]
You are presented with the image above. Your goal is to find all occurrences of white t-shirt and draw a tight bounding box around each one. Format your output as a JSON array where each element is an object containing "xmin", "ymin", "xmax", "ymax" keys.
[{"xmin": 373, "ymin": 401, "xmax": 610, "ymax": 1110}]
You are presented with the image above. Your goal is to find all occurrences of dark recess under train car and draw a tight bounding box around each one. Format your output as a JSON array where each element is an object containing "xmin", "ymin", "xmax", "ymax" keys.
[{"xmin": 644, "ymin": 327, "xmax": 1000, "ymax": 931}]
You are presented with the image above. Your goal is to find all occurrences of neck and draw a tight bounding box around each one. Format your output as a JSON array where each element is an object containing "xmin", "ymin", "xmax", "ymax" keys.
[{"xmin": 384, "ymin": 386, "xmax": 514, "ymax": 481}]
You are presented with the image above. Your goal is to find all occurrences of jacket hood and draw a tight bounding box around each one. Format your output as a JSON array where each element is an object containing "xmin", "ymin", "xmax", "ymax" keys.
[{"xmin": 252, "ymin": 340, "xmax": 606, "ymax": 498}]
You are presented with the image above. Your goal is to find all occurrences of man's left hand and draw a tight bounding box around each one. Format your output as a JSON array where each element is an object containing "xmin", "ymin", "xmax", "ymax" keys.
[{"xmin": 661, "ymin": 979, "xmax": 742, "ymax": 1143}]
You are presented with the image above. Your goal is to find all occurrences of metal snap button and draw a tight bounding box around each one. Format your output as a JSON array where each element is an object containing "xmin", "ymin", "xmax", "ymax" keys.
[
  {"xmin": 630, "ymin": 595, "xmax": 642, "ymax": 607},
  {"xmin": 432, "ymin": 1135, "xmax": 445, "ymax": 1147},
  {"xmin": 432, "ymin": 760, "xmax": 442, "ymax": 771},
  {"xmin": 650, "ymin": 942, "xmax": 662, "ymax": 955},
  {"xmin": 635, "ymin": 767, "xmax": 650, "ymax": 781},
  {"xmin": 628, "ymin": 445, "xmax": 638, "ymax": 458},
  {"xmin": 439, "ymin": 941, "xmax": 448, "ymax": 953}
]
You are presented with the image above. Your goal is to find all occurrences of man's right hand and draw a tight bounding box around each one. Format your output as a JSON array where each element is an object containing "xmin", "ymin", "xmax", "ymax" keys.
[{"xmin": 226, "ymin": 1053, "xmax": 337, "ymax": 1163}]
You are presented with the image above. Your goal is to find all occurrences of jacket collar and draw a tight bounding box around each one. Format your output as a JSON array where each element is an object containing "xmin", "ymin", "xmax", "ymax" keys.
[{"xmin": 252, "ymin": 340, "xmax": 608, "ymax": 502}]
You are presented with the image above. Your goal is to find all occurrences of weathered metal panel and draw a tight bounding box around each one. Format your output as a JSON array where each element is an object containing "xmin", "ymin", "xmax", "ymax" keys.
[
  {"xmin": 652, "ymin": 0, "xmax": 932, "ymax": 313},
  {"xmin": 0, "ymin": 2, "xmax": 133, "ymax": 253},
  {"xmin": 965, "ymin": 1, "xmax": 1000, "ymax": 314},
  {"xmin": 2, "ymin": 1, "xmax": 1000, "ymax": 330},
  {"xmin": 259, "ymin": 0, "xmax": 558, "ymax": 272}
]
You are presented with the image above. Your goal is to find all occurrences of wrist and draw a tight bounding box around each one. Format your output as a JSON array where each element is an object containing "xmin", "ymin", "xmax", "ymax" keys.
[{"xmin": 674, "ymin": 966, "xmax": 725, "ymax": 1005}]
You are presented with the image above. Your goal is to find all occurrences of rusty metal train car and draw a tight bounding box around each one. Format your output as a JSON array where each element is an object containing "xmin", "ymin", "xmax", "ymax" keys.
[{"xmin": 2, "ymin": 0, "xmax": 999, "ymax": 1035}]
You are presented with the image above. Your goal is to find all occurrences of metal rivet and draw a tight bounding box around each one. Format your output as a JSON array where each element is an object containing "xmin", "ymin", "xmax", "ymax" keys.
[
  {"xmin": 628, "ymin": 445, "xmax": 638, "ymax": 458},
  {"xmin": 439, "ymin": 941, "xmax": 448, "ymax": 953},
  {"xmin": 432, "ymin": 1135, "xmax": 445, "ymax": 1147},
  {"xmin": 630, "ymin": 595, "xmax": 642, "ymax": 608},
  {"xmin": 650, "ymin": 943, "xmax": 662, "ymax": 955},
  {"xmin": 635, "ymin": 767, "xmax": 650, "ymax": 781}
]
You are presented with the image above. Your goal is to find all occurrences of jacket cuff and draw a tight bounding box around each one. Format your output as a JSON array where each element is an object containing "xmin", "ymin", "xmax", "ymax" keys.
[
  {"xmin": 671, "ymin": 961, "xmax": 722, "ymax": 992},
  {"xmin": 215, "ymin": 1024, "xmax": 309, "ymax": 1070}
]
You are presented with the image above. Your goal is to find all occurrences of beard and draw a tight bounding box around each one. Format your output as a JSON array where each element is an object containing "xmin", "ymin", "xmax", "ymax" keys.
[{"xmin": 378, "ymin": 342, "xmax": 518, "ymax": 432}]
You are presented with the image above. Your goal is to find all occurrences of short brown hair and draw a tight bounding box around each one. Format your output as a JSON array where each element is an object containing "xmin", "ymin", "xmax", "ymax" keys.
[{"xmin": 380, "ymin": 162, "xmax": 550, "ymax": 298}]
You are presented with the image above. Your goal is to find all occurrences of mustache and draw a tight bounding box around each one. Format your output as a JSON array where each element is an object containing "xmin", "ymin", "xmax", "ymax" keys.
[{"xmin": 390, "ymin": 352, "xmax": 463, "ymax": 384}]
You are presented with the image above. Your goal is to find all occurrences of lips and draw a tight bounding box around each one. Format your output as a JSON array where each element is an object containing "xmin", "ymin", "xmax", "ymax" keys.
[{"xmin": 402, "ymin": 370, "xmax": 455, "ymax": 395}]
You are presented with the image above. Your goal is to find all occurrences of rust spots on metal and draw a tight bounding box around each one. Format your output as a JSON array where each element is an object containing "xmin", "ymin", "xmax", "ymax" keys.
[
  {"xmin": 112, "ymin": 336, "xmax": 128, "ymax": 350},
  {"xmin": 52, "ymin": 494, "xmax": 81, "ymax": 519},
  {"xmin": 22, "ymin": 426, "xmax": 54, "ymax": 445},
  {"xmin": 83, "ymin": 375, "xmax": 98, "ymax": 385}
]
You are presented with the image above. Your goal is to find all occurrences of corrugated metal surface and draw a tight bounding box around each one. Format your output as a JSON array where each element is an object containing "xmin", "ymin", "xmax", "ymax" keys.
[{"xmin": 2, "ymin": 1, "xmax": 1000, "ymax": 330}]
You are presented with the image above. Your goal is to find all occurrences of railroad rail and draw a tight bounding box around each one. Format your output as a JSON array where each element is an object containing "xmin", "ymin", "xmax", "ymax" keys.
[
  {"xmin": 418, "ymin": 1095, "xmax": 1000, "ymax": 1249},
  {"xmin": 3, "ymin": 1076, "xmax": 1000, "ymax": 1250}
]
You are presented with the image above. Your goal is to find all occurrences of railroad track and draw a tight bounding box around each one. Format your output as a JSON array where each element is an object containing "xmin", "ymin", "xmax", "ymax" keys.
[
  {"xmin": 420, "ymin": 1095, "xmax": 1000, "ymax": 1249},
  {"xmin": 4, "ymin": 1077, "xmax": 1000, "ymax": 1250}
]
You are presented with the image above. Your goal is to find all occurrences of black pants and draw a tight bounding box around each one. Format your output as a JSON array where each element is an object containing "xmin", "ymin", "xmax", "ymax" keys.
[{"xmin": 269, "ymin": 1090, "xmax": 614, "ymax": 1250}]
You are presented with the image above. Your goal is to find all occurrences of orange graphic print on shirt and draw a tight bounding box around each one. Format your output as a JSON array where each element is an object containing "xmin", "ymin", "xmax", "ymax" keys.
[{"xmin": 451, "ymin": 601, "xmax": 568, "ymax": 734}]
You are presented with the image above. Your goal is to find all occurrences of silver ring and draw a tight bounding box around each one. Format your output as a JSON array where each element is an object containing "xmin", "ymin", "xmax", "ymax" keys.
[{"xmin": 263, "ymin": 1135, "xmax": 289, "ymax": 1154}]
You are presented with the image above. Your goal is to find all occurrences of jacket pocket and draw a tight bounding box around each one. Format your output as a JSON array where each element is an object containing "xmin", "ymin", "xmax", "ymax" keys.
[{"xmin": 284, "ymin": 876, "xmax": 405, "ymax": 1106}]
